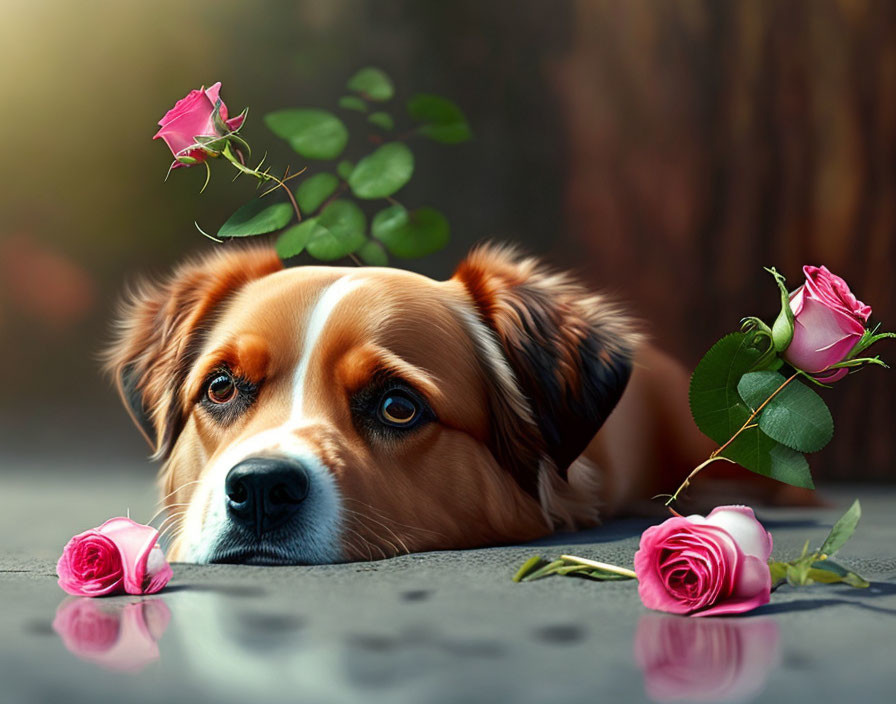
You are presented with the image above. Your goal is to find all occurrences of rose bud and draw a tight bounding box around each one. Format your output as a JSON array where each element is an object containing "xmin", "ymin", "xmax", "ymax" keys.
[
  {"xmin": 783, "ymin": 265, "xmax": 871, "ymax": 382},
  {"xmin": 634, "ymin": 505, "xmax": 773, "ymax": 617},
  {"xmin": 57, "ymin": 517, "xmax": 173, "ymax": 597},
  {"xmin": 153, "ymin": 82, "xmax": 245, "ymax": 168},
  {"xmin": 634, "ymin": 613, "xmax": 780, "ymax": 702}
]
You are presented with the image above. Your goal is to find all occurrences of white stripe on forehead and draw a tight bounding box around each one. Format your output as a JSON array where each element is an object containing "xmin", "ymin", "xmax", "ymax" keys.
[{"xmin": 290, "ymin": 274, "xmax": 365, "ymax": 422}]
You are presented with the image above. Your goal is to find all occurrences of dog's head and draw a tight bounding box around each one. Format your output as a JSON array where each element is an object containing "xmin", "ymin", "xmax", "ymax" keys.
[{"xmin": 106, "ymin": 244, "xmax": 637, "ymax": 564}]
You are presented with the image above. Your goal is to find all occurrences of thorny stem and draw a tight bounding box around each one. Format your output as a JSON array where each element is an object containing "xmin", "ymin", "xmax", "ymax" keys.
[
  {"xmin": 223, "ymin": 147, "xmax": 363, "ymax": 267},
  {"xmin": 665, "ymin": 372, "xmax": 800, "ymax": 506}
]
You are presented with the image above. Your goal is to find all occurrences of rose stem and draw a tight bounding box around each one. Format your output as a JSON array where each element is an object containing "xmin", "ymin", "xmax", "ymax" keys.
[
  {"xmin": 665, "ymin": 372, "xmax": 799, "ymax": 506},
  {"xmin": 560, "ymin": 555, "xmax": 637, "ymax": 579},
  {"xmin": 223, "ymin": 145, "xmax": 365, "ymax": 267}
]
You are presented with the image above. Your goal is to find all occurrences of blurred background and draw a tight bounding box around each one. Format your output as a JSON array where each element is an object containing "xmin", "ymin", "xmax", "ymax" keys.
[{"xmin": 1, "ymin": 0, "xmax": 894, "ymax": 483}]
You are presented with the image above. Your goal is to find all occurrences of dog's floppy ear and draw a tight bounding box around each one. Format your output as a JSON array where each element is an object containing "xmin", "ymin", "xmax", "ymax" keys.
[
  {"xmin": 104, "ymin": 246, "xmax": 282, "ymax": 459},
  {"xmin": 453, "ymin": 244, "xmax": 639, "ymax": 493}
]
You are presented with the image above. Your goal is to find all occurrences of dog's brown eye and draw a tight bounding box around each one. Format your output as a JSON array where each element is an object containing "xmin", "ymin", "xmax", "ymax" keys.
[
  {"xmin": 207, "ymin": 373, "xmax": 236, "ymax": 404},
  {"xmin": 380, "ymin": 393, "xmax": 418, "ymax": 426}
]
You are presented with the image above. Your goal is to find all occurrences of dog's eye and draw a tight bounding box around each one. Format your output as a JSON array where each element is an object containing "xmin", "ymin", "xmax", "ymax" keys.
[
  {"xmin": 207, "ymin": 373, "xmax": 236, "ymax": 404},
  {"xmin": 378, "ymin": 392, "xmax": 419, "ymax": 427}
]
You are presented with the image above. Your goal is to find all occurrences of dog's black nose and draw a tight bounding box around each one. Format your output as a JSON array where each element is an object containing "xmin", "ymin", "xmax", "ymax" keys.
[{"xmin": 225, "ymin": 458, "xmax": 310, "ymax": 536}]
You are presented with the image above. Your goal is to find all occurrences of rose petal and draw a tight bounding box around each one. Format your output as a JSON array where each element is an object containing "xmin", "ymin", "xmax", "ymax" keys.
[
  {"xmin": 694, "ymin": 555, "xmax": 771, "ymax": 617},
  {"xmin": 96, "ymin": 518, "xmax": 165, "ymax": 595},
  {"xmin": 157, "ymin": 88, "xmax": 205, "ymax": 127},
  {"xmin": 784, "ymin": 296, "xmax": 865, "ymax": 372},
  {"xmin": 57, "ymin": 531, "xmax": 124, "ymax": 597},
  {"xmin": 804, "ymin": 265, "xmax": 871, "ymax": 321},
  {"xmin": 703, "ymin": 506, "xmax": 773, "ymax": 562},
  {"xmin": 812, "ymin": 366, "xmax": 850, "ymax": 383}
]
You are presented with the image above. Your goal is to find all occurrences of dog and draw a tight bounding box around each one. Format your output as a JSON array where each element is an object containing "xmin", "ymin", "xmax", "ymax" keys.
[{"xmin": 106, "ymin": 244, "xmax": 713, "ymax": 564}]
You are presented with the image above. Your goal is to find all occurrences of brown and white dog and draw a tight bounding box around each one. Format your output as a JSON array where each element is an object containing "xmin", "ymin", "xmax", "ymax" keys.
[{"xmin": 106, "ymin": 244, "xmax": 711, "ymax": 564}]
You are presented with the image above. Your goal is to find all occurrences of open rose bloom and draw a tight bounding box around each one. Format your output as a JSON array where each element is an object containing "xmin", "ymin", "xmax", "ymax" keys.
[
  {"xmin": 783, "ymin": 265, "xmax": 871, "ymax": 382},
  {"xmin": 57, "ymin": 518, "xmax": 172, "ymax": 597},
  {"xmin": 634, "ymin": 506, "xmax": 773, "ymax": 617},
  {"xmin": 153, "ymin": 82, "xmax": 244, "ymax": 168}
]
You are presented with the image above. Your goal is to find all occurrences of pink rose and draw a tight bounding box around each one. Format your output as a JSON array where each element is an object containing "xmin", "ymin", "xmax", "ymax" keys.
[
  {"xmin": 56, "ymin": 517, "xmax": 173, "ymax": 597},
  {"xmin": 634, "ymin": 506, "xmax": 773, "ymax": 617},
  {"xmin": 53, "ymin": 598, "xmax": 171, "ymax": 672},
  {"xmin": 153, "ymin": 82, "xmax": 244, "ymax": 168},
  {"xmin": 634, "ymin": 613, "xmax": 780, "ymax": 702},
  {"xmin": 783, "ymin": 265, "xmax": 870, "ymax": 382}
]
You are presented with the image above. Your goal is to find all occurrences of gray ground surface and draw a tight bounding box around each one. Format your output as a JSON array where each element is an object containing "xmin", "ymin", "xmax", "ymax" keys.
[{"xmin": 1, "ymin": 463, "xmax": 895, "ymax": 704}]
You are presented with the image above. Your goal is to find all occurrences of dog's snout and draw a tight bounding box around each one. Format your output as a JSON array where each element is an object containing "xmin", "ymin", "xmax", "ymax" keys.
[{"xmin": 225, "ymin": 458, "xmax": 310, "ymax": 536}]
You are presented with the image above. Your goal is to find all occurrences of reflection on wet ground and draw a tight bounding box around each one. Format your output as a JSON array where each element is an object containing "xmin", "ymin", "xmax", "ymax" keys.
[
  {"xmin": 49, "ymin": 593, "xmax": 785, "ymax": 702},
  {"xmin": 53, "ymin": 598, "xmax": 170, "ymax": 672},
  {"xmin": 634, "ymin": 614, "xmax": 780, "ymax": 702},
  {"xmin": 3, "ymin": 486, "xmax": 896, "ymax": 703}
]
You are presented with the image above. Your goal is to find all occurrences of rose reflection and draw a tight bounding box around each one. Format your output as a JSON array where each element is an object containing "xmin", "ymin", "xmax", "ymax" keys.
[
  {"xmin": 634, "ymin": 613, "xmax": 780, "ymax": 703},
  {"xmin": 53, "ymin": 598, "xmax": 171, "ymax": 672}
]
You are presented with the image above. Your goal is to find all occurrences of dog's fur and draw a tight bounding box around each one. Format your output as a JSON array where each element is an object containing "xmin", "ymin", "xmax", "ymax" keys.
[{"xmin": 106, "ymin": 244, "xmax": 712, "ymax": 564}]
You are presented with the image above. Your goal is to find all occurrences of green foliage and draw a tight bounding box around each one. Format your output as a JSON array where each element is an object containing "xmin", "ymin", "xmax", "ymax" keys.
[
  {"xmin": 367, "ymin": 111, "xmax": 394, "ymax": 130},
  {"xmin": 304, "ymin": 200, "xmax": 367, "ymax": 261},
  {"xmin": 768, "ymin": 500, "xmax": 868, "ymax": 589},
  {"xmin": 690, "ymin": 332, "xmax": 814, "ymax": 488},
  {"xmin": 372, "ymin": 205, "xmax": 450, "ymax": 258},
  {"xmin": 295, "ymin": 172, "xmax": 339, "ymax": 214},
  {"xmin": 407, "ymin": 93, "xmax": 473, "ymax": 143},
  {"xmin": 218, "ymin": 198, "xmax": 293, "ymax": 238},
  {"xmin": 263, "ymin": 109, "xmax": 349, "ymax": 160},
  {"xmin": 348, "ymin": 142, "xmax": 415, "ymax": 199},
  {"xmin": 357, "ymin": 239, "xmax": 389, "ymax": 266},
  {"xmin": 737, "ymin": 371, "xmax": 834, "ymax": 453},
  {"xmin": 338, "ymin": 95, "xmax": 367, "ymax": 113},
  {"xmin": 275, "ymin": 222, "xmax": 315, "ymax": 260},
  {"xmin": 820, "ymin": 499, "xmax": 861, "ymax": 557},
  {"xmin": 347, "ymin": 67, "xmax": 395, "ymax": 101},
  {"xmin": 336, "ymin": 160, "xmax": 354, "ymax": 180},
  {"xmin": 511, "ymin": 554, "xmax": 636, "ymax": 583},
  {"xmin": 253, "ymin": 68, "xmax": 469, "ymax": 262},
  {"xmin": 766, "ymin": 267, "xmax": 795, "ymax": 352}
]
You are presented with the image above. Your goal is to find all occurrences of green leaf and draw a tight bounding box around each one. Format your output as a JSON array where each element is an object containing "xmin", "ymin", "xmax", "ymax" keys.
[
  {"xmin": 568, "ymin": 567, "xmax": 634, "ymax": 581},
  {"xmin": 521, "ymin": 559, "xmax": 566, "ymax": 582},
  {"xmin": 305, "ymin": 199, "xmax": 367, "ymax": 261},
  {"xmin": 264, "ymin": 109, "xmax": 349, "ymax": 160},
  {"xmin": 690, "ymin": 333, "xmax": 764, "ymax": 443},
  {"xmin": 820, "ymin": 500, "xmax": 861, "ymax": 557},
  {"xmin": 722, "ymin": 431, "xmax": 813, "ymax": 488},
  {"xmin": 407, "ymin": 93, "xmax": 472, "ymax": 143},
  {"xmin": 338, "ymin": 95, "xmax": 367, "ymax": 112},
  {"xmin": 690, "ymin": 332, "xmax": 814, "ymax": 488},
  {"xmin": 372, "ymin": 205, "xmax": 450, "ymax": 258},
  {"xmin": 357, "ymin": 239, "xmax": 389, "ymax": 266},
  {"xmin": 275, "ymin": 222, "xmax": 316, "ymax": 259},
  {"xmin": 769, "ymin": 560, "xmax": 788, "ymax": 583},
  {"xmin": 766, "ymin": 267, "xmax": 795, "ymax": 352},
  {"xmin": 218, "ymin": 198, "xmax": 294, "ymax": 238},
  {"xmin": 348, "ymin": 142, "xmax": 414, "ymax": 199},
  {"xmin": 346, "ymin": 67, "xmax": 394, "ymax": 101},
  {"xmin": 737, "ymin": 371, "xmax": 834, "ymax": 453},
  {"xmin": 295, "ymin": 173, "xmax": 339, "ymax": 214},
  {"xmin": 512, "ymin": 555, "xmax": 544, "ymax": 583},
  {"xmin": 336, "ymin": 160, "xmax": 354, "ymax": 180},
  {"xmin": 809, "ymin": 559, "xmax": 870, "ymax": 588},
  {"xmin": 786, "ymin": 559, "xmax": 813, "ymax": 586},
  {"xmin": 367, "ymin": 111, "xmax": 394, "ymax": 130}
]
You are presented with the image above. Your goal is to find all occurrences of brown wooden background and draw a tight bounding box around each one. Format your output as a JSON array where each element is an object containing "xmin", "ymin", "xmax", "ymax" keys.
[
  {"xmin": 552, "ymin": 0, "xmax": 896, "ymax": 481},
  {"xmin": 0, "ymin": 0, "xmax": 893, "ymax": 481}
]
